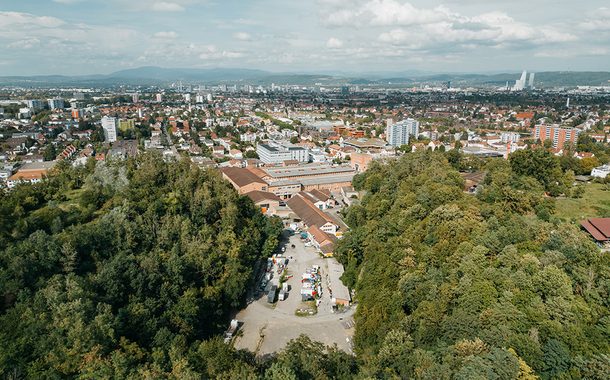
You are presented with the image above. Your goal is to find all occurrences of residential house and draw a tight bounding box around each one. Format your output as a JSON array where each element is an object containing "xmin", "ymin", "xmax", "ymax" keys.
[
  {"xmin": 592, "ymin": 164, "xmax": 610, "ymax": 178},
  {"xmin": 229, "ymin": 149, "xmax": 243, "ymax": 159}
]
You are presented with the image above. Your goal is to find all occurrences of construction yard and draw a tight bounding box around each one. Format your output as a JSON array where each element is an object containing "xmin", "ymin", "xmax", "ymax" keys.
[{"xmin": 233, "ymin": 231, "xmax": 355, "ymax": 356}]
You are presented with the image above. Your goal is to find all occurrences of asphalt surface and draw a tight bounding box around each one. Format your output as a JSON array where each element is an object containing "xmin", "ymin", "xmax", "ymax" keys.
[{"xmin": 233, "ymin": 232, "xmax": 355, "ymax": 356}]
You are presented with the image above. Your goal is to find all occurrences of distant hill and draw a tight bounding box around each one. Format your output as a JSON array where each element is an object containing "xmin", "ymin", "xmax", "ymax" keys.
[
  {"xmin": 0, "ymin": 66, "xmax": 609, "ymax": 88},
  {"xmin": 108, "ymin": 66, "xmax": 269, "ymax": 81},
  {"xmin": 525, "ymin": 71, "xmax": 610, "ymax": 87},
  {"xmin": 414, "ymin": 72, "xmax": 610, "ymax": 88}
]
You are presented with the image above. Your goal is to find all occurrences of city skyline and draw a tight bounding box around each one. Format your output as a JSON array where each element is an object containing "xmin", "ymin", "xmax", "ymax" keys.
[{"xmin": 1, "ymin": 0, "xmax": 609, "ymax": 76}]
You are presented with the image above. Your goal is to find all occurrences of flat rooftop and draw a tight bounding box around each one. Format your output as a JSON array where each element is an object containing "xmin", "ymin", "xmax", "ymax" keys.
[
  {"xmin": 327, "ymin": 259, "xmax": 350, "ymax": 301},
  {"xmin": 259, "ymin": 142, "xmax": 306, "ymax": 153},
  {"xmin": 461, "ymin": 146, "xmax": 503, "ymax": 157},
  {"xmin": 259, "ymin": 143, "xmax": 280, "ymax": 152},
  {"xmin": 19, "ymin": 161, "xmax": 57, "ymax": 171},
  {"xmin": 263, "ymin": 164, "xmax": 355, "ymax": 179},
  {"xmin": 269, "ymin": 173, "xmax": 355, "ymax": 187},
  {"xmin": 343, "ymin": 138, "xmax": 386, "ymax": 149}
]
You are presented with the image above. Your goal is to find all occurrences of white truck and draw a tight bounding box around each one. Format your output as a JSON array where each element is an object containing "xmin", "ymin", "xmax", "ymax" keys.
[{"xmin": 224, "ymin": 319, "xmax": 239, "ymax": 343}]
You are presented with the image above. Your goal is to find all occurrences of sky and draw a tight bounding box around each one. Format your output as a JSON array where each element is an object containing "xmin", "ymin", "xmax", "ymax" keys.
[{"xmin": 0, "ymin": 0, "xmax": 609, "ymax": 75}]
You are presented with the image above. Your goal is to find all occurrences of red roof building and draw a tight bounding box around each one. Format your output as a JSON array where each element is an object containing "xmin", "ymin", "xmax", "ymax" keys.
[
  {"xmin": 580, "ymin": 218, "xmax": 610, "ymax": 243},
  {"xmin": 515, "ymin": 112, "xmax": 535, "ymax": 120}
]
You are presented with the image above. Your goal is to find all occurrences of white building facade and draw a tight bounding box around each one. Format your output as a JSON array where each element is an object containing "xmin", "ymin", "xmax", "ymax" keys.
[
  {"xmin": 385, "ymin": 118, "xmax": 420, "ymax": 146},
  {"xmin": 592, "ymin": 165, "xmax": 610, "ymax": 178},
  {"xmin": 256, "ymin": 141, "xmax": 308, "ymax": 164},
  {"xmin": 101, "ymin": 116, "xmax": 118, "ymax": 143},
  {"xmin": 48, "ymin": 98, "xmax": 65, "ymax": 110},
  {"xmin": 501, "ymin": 132, "xmax": 521, "ymax": 143}
]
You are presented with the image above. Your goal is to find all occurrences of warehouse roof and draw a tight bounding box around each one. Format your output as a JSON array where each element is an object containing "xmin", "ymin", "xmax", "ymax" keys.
[
  {"xmin": 262, "ymin": 164, "xmax": 355, "ymax": 179},
  {"xmin": 287, "ymin": 192, "xmax": 337, "ymax": 228},
  {"xmin": 220, "ymin": 167, "xmax": 267, "ymax": 187},
  {"xmin": 245, "ymin": 190, "xmax": 282, "ymax": 203}
]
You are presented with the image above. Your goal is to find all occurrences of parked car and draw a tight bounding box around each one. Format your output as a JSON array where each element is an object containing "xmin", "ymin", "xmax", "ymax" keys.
[
  {"xmin": 278, "ymin": 290, "xmax": 287, "ymax": 301},
  {"xmin": 267, "ymin": 285, "xmax": 278, "ymax": 303}
]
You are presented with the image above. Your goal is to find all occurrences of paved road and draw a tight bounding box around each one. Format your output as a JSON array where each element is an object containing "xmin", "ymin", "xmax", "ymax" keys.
[{"xmin": 233, "ymin": 232, "xmax": 355, "ymax": 355}]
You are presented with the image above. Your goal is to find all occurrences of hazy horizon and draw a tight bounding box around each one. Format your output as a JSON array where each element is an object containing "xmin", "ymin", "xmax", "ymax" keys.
[{"xmin": 5, "ymin": 65, "xmax": 605, "ymax": 78}]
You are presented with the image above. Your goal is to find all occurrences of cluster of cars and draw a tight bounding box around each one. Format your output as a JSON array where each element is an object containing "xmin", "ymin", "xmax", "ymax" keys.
[
  {"xmin": 300, "ymin": 265, "xmax": 322, "ymax": 301},
  {"xmin": 298, "ymin": 231, "xmax": 314, "ymax": 247},
  {"xmin": 264, "ymin": 252, "xmax": 291, "ymax": 303}
]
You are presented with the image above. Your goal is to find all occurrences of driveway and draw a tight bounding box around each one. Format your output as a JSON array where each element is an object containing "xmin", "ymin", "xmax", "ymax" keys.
[{"xmin": 233, "ymin": 232, "xmax": 355, "ymax": 355}]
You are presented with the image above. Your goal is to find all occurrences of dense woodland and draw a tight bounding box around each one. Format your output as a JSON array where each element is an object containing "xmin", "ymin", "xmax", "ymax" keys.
[
  {"xmin": 0, "ymin": 155, "xmax": 289, "ymax": 378},
  {"xmin": 1, "ymin": 150, "xmax": 609, "ymax": 378},
  {"xmin": 336, "ymin": 150, "xmax": 610, "ymax": 379}
]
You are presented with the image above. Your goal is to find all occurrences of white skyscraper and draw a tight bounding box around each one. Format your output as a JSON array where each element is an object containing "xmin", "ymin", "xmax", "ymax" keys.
[
  {"xmin": 101, "ymin": 116, "xmax": 117, "ymax": 143},
  {"xmin": 48, "ymin": 98, "xmax": 65, "ymax": 110},
  {"xmin": 528, "ymin": 73, "xmax": 535, "ymax": 89},
  {"xmin": 385, "ymin": 118, "xmax": 420, "ymax": 146},
  {"xmin": 26, "ymin": 100, "xmax": 45, "ymax": 110}
]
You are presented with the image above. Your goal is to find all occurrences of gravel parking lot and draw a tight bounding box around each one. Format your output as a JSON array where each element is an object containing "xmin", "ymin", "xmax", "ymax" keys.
[{"xmin": 233, "ymin": 232, "xmax": 355, "ymax": 356}]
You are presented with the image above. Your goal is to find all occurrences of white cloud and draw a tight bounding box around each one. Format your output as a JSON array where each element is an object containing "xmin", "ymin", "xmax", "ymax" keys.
[
  {"xmin": 326, "ymin": 37, "xmax": 343, "ymax": 48},
  {"xmin": 321, "ymin": 1, "xmax": 576, "ymax": 50},
  {"xmin": 322, "ymin": 0, "xmax": 450, "ymax": 27},
  {"xmin": 198, "ymin": 45, "xmax": 244, "ymax": 60},
  {"xmin": 0, "ymin": 11, "xmax": 141, "ymax": 57},
  {"xmin": 234, "ymin": 18, "xmax": 260, "ymax": 26},
  {"xmin": 0, "ymin": 11, "xmax": 65, "ymax": 28},
  {"xmin": 534, "ymin": 50, "xmax": 574, "ymax": 58},
  {"xmin": 579, "ymin": 7, "xmax": 610, "ymax": 31},
  {"xmin": 222, "ymin": 51, "xmax": 244, "ymax": 58},
  {"xmin": 154, "ymin": 31, "xmax": 178, "ymax": 39},
  {"xmin": 152, "ymin": 2, "xmax": 185, "ymax": 12},
  {"xmin": 7, "ymin": 38, "xmax": 41, "ymax": 49},
  {"xmin": 363, "ymin": 0, "xmax": 451, "ymax": 26},
  {"xmin": 234, "ymin": 32, "xmax": 252, "ymax": 41},
  {"xmin": 589, "ymin": 47, "xmax": 609, "ymax": 56}
]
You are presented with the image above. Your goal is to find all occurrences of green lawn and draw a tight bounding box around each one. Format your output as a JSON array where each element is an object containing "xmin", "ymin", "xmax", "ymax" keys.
[
  {"xmin": 555, "ymin": 183, "xmax": 610, "ymax": 222},
  {"xmin": 53, "ymin": 188, "xmax": 85, "ymax": 212}
]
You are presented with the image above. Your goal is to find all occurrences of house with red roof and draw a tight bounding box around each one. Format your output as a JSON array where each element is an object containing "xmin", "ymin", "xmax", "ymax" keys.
[{"xmin": 580, "ymin": 218, "xmax": 610, "ymax": 247}]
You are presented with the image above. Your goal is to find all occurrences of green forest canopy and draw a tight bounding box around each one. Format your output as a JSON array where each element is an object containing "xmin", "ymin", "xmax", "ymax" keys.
[
  {"xmin": 1, "ymin": 150, "xmax": 609, "ymax": 379},
  {"xmin": 335, "ymin": 150, "xmax": 610, "ymax": 379},
  {"xmin": 0, "ymin": 155, "xmax": 286, "ymax": 378}
]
